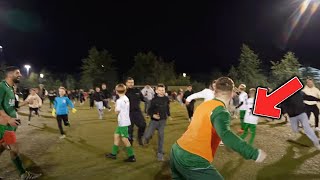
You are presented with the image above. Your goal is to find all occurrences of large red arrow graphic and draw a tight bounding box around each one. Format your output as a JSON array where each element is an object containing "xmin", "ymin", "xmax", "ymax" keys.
[{"xmin": 253, "ymin": 77, "xmax": 303, "ymax": 119}]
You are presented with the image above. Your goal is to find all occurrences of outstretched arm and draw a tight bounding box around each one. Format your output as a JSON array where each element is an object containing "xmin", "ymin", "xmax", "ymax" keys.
[
  {"xmin": 186, "ymin": 89, "xmax": 206, "ymax": 102},
  {"xmin": 211, "ymin": 106, "xmax": 261, "ymax": 161}
]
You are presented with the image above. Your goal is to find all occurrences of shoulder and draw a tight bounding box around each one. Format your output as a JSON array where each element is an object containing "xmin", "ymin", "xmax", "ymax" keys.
[{"xmin": 211, "ymin": 106, "xmax": 230, "ymax": 119}]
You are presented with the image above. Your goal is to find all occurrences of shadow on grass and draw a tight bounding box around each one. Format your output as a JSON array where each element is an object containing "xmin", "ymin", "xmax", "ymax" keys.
[
  {"xmin": 64, "ymin": 138, "xmax": 105, "ymax": 156},
  {"xmin": 256, "ymin": 136, "xmax": 320, "ymax": 180},
  {"xmin": 20, "ymin": 154, "xmax": 43, "ymax": 175},
  {"xmin": 32, "ymin": 124, "xmax": 60, "ymax": 134},
  {"xmin": 154, "ymin": 160, "xmax": 171, "ymax": 180},
  {"xmin": 220, "ymin": 158, "xmax": 245, "ymax": 179}
]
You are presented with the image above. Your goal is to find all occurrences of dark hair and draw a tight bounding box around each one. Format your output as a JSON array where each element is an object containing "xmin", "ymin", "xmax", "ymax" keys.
[
  {"xmin": 306, "ymin": 76, "xmax": 313, "ymax": 81},
  {"xmin": 5, "ymin": 66, "xmax": 20, "ymax": 75},
  {"xmin": 126, "ymin": 77, "xmax": 134, "ymax": 82},
  {"xmin": 157, "ymin": 84, "xmax": 165, "ymax": 88}
]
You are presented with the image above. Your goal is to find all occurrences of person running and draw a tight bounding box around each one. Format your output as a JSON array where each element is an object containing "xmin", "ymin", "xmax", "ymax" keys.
[
  {"xmin": 240, "ymin": 88, "xmax": 259, "ymax": 145},
  {"xmin": 0, "ymin": 66, "xmax": 42, "ymax": 179},
  {"xmin": 141, "ymin": 85, "xmax": 155, "ymax": 116},
  {"xmin": 105, "ymin": 84, "xmax": 136, "ymax": 162},
  {"xmin": 236, "ymin": 84, "xmax": 248, "ymax": 133},
  {"xmin": 182, "ymin": 85, "xmax": 195, "ymax": 121},
  {"xmin": 25, "ymin": 88, "xmax": 42, "ymax": 125},
  {"xmin": 125, "ymin": 77, "xmax": 146, "ymax": 146},
  {"xmin": 38, "ymin": 84, "xmax": 48, "ymax": 104},
  {"xmin": 186, "ymin": 80, "xmax": 216, "ymax": 103},
  {"xmin": 88, "ymin": 89, "xmax": 95, "ymax": 109},
  {"xmin": 302, "ymin": 77, "xmax": 320, "ymax": 131},
  {"xmin": 92, "ymin": 87, "xmax": 105, "ymax": 119},
  {"xmin": 170, "ymin": 77, "xmax": 267, "ymax": 180},
  {"xmin": 101, "ymin": 83, "xmax": 112, "ymax": 111},
  {"xmin": 142, "ymin": 84, "xmax": 170, "ymax": 161},
  {"xmin": 79, "ymin": 89, "xmax": 85, "ymax": 105},
  {"xmin": 281, "ymin": 90, "xmax": 320, "ymax": 149},
  {"xmin": 52, "ymin": 87, "xmax": 77, "ymax": 139},
  {"xmin": 48, "ymin": 90, "xmax": 57, "ymax": 109}
]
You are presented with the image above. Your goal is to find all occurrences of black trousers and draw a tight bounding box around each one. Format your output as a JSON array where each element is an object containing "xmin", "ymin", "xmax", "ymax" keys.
[
  {"xmin": 56, "ymin": 115, "xmax": 69, "ymax": 135},
  {"xmin": 186, "ymin": 103, "xmax": 195, "ymax": 119},
  {"xmin": 128, "ymin": 111, "xmax": 146, "ymax": 142},
  {"xmin": 305, "ymin": 104, "xmax": 320, "ymax": 127},
  {"xmin": 103, "ymin": 100, "xmax": 111, "ymax": 109},
  {"xmin": 29, "ymin": 107, "xmax": 39, "ymax": 121},
  {"xmin": 90, "ymin": 99, "xmax": 94, "ymax": 108}
]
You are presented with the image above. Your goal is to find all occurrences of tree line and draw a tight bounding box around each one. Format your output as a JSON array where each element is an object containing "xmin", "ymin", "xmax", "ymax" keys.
[{"xmin": 0, "ymin": 44, "xmax": 318, "ymax": 91}]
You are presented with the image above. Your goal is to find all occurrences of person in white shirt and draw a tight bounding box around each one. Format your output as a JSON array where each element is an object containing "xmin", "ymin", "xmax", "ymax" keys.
[
  {"xmin": 25, "ymin": 88, "xmax": 42, "ymax": 125},
  {"xmin": 240, "ymin": 88, "xmax": 259, "ymax": 145},
  {"xmin": 302, "ymin": 77, "xmax": 320, "ymax": 131},
  {"xmin": 185, "ymin": 80, "xmax": 216, "ymax": 104},
  {"xmin": 236, "ymin": 84, "xmax": 248, "ymax": 133},
  {"xmin": 141, "ymin": 85, "xmax": 155, "ymax": 115},
  {"xmin": 106, "ymin": 84, "xmax": 136, "ymax": 162}
]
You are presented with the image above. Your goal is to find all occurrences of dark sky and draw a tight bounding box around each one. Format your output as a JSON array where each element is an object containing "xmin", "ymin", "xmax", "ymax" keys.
[{"xmin": 1, "ymin": 0, "xmax": 320, "ymax": 76}]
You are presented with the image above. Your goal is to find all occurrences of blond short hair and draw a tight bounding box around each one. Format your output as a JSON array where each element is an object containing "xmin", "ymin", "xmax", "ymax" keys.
[{"xmin": 116, "ymin": 84, "xmax": 127, "ymax": 94}]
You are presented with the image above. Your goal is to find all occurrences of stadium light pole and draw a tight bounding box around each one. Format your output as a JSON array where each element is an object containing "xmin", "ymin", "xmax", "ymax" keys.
[{"xmin": 24, "ymin": 65, "xmax": 31, "ymax": 76}]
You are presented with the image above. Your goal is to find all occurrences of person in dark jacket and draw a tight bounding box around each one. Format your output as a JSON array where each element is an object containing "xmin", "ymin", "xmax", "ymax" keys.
[
  {"xmin": 182, "ymin": 85, "xmax": 195, "ymax": 121},
  {"xmin": 125, "ymin": 77, "xmax": 146, "ymax": 146},
  {"xmin": 101, "ymin": 83, "xmax": 112, "ymax": 111},
  {"xmin": 281, "ymin": 91, "xmax": 320, "ymax": 149},
  {"xmin": 142, "ymin": 84, "xmax": 170, "ymax": 161},
  {"xmin": 92, "ymin": 87, "xmax": 106, "ymax": 119}
]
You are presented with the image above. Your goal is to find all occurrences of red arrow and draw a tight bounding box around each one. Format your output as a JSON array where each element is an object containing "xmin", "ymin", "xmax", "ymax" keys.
[{"xmin": 253, "ymin": 77, "xmax": 303, "ymax": 119}]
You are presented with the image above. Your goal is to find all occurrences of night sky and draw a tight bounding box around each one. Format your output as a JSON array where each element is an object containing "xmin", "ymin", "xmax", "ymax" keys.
[{"xmin": 1, "ymin": 0, "xmax": 320, "ymax": 76}]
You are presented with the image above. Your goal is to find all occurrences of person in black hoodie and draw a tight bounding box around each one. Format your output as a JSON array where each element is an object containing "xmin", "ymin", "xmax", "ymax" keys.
[
  {"xmin": 281, "ymin": 90, "xmax": 320, "ymax": 149},
  {"xmin": 125, "ymin": 77, "xmax": 146, "ymax": 146},
  {"xmin": 101, "ymin": 83, "xmax": 112, "ymax": 111},
  {"xmin": 182, "ymin": 85, "xmax": 195, "ymax": 121},
  {"xmin": 142, "ymin": 84, "xmax": 170, "ymax": 161},
  {"xmin": 92, "ymin": 87, "xmax": 106, "ymax": 119}
]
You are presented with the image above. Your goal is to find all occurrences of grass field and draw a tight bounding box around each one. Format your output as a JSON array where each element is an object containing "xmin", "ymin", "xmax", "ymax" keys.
[{"xmin": 1, "ymin": 100, "xmax": 320, "ymax": 180}]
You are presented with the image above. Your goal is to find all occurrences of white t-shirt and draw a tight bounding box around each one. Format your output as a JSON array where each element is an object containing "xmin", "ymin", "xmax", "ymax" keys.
[
  {"xmin": 186, "ymin": 88, "xmax": 214, "ymax": 102},
  {"xmin": 115, "ymin": 95, "xmax": 131, "ymax": 127},
  {"xmin": 238, "ymin": 91, "xmax": 248, "ymax": 110},
  {"xmin": 244, "ymin": 98, "xmax": 259, "ymax": 124}
]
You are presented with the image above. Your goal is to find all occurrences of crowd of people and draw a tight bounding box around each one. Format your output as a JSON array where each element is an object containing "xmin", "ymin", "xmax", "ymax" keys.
[{"xmin": 2, "ymin": 66, "xmax": 320, "ymax": 179}]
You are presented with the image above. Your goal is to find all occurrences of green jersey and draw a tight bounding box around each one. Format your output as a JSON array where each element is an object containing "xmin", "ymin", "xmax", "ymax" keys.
[{"xmin": 0, "ymin": 80, "xmax": 17, "ymax": 118}]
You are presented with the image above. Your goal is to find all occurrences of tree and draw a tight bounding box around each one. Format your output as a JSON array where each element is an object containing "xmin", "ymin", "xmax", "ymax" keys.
[
  {"xmin": 64, "ymin": 75, "xmax": 77, "ymax": 90},
  {"xmin": 271, "ymin": 52, "xmax": 301, "ymax": 86},
  {"xmin": 229, "ymin": 44, "xmax": 267, "ymax": 87},
  {"xmin": 81, "ymin": 47, "xmax": 117, "ymax": 88}
]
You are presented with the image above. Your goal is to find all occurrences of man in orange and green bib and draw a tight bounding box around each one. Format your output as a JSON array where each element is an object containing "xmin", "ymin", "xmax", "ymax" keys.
[{"xmin": 170, "ymin": 77, "xmax": 267, "ymax": 180}]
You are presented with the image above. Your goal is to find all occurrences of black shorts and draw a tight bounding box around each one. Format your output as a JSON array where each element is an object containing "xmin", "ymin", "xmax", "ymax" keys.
[{"xmin": 29, "ymin": 107, "xmax": 39, "ymax": 115}]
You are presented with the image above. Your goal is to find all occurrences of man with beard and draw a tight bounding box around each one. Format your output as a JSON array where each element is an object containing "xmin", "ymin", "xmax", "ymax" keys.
[
  {"xmin": 125, "ymin": 77, "xmax": 146, "ymax": 146},
  {"xmin": 0, "ymin": 66, "xmax": 42, "ymax": 179}
]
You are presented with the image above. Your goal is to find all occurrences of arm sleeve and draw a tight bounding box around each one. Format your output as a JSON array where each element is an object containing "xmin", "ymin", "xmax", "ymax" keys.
[
  {"xmin": 115, "ymin": 100, "xmax": 121, "ymax": 112},
  {"xmin": 25, "ymin": 95, "xmax": 31, "ymax": 102},
  {"xmin": 148, "ymin": 99, "xmax": 156, "ymax": 117},
  {"xmin": 67, "ymin": 98, "xmax": 75, "ymax": 108},
  {"xmin": 37, "ymin": 95, "xmax": 42, "ymax": 106},
  {"xmin": 53, "ymin": 98, "xmax": 57, "ymax": 109},
  {"xmin": 167, "ymin": 97, "xmax": 171, "ymax": 116},
  {"xmin": 186, "ymin": 90, "xmax": 206, "ymax": 102},
  {"xmin": 211, "ymin": 107, "xmax": 259, "ymax": 160}
]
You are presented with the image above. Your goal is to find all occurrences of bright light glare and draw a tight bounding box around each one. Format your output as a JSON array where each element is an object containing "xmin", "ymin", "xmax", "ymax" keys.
[
  {"xmin": 40, "ymin": 74, "xmax": 44, "ymax": 78},
  {"xmin": 24, "ymin": 65, "xmax": 31, "ymax": 69}
]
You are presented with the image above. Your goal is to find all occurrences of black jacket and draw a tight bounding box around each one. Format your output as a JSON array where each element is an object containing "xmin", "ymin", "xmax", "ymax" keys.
[
  {"xmin": 182, "ymin": 90, "xmax": 195, "ymax": 104},
  {"xmin": 126, "ymin": 88, "xmax": 145, "ymax": 112},
  {"xmin": 281, "ymin": 91, "xmax": 320, "ymax": 117},
  {"xmin": 102, "ymin": 89, "xmax": 112, "ymax": 99},
  {"xmin": 148, "ymin": 96, "xmax": 170, "ymax": 120},
  {"xmin": 92, "ymin": 92, "xmax": 105, "ymax": 102}
]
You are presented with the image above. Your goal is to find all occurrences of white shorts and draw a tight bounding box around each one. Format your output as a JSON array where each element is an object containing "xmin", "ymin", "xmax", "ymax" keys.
[{"xmin": 95, "ymin": 101, "xmax": 103, "ymax": 110}]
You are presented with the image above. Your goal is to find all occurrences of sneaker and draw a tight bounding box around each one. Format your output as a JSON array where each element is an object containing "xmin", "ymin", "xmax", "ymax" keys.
[
  {"xmin": 219, "ymin": 141, "xmax": 224, "ymax": 146},
  {"xmin": 124, "ymin": 155, "xmax": 136, "ymax": 162},
  {"xmin": 59, "ymin": 135, "xmax": 66, "ymax": 139},
  {"xmin": 20, "ymin": 171, "xmax": 42, "ymax": 180},
  {"xmin": 108, "ymin": 108, "xmax": 112, "ymax": 112},
  {"xmin": 315, "ymin": 127, "xmax": 320, "ymax": 132},
  {"xmin": 64, "ymin": 121, "xmax": 70, "ymax": 127},
  {"xmin": 157, "ymin": 153, "xmax": 165, "ymax": 161},
  {"xmin": 141, "ymin": 137, "xmax": 149, "ymax": 146},
  {"xmin": 105, "ymin": 153, "xmax": 117, "ymax": 159},
  {"xmin": 103, "ymin": 107, "xmax": 106, "ymax": 110}
]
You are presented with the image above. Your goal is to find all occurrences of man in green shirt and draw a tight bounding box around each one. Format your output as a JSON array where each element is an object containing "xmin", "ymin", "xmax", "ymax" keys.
[{"xmin": 0, "ymin": 66, "xmax": 42, "ymax": 180}]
